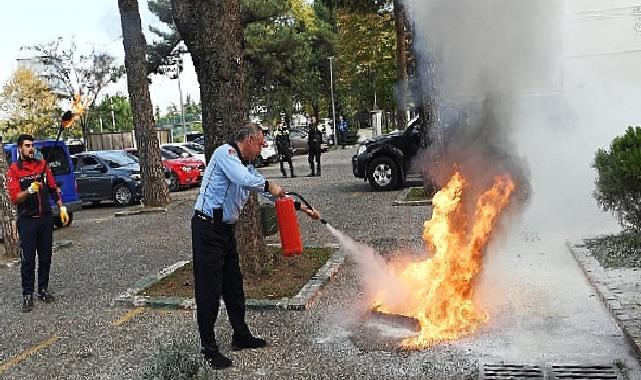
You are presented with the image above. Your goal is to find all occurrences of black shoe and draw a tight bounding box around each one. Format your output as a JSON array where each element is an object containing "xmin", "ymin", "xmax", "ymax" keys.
[
  {"xmin": 22, "ymin": 295, "xmax": 34, "ymax": 313},
  {"xmin": 37, "ymin": 290, "xmax": 55, "ymax": 303},
  {"xmin": 306, "ymin": 173, "xmax": 315, "ymax": 177},
  {"xmin": 290, "ymin": 174, "xmax": 296, "ymax": 178},
  {"xmin": 231, "ymin": 335, "xmax": 267, "ymax": 351},
  {"xmin": 282, "ymin": 172, "xmax": 288, "ymax": 178},
  {"xmin": 204, "ymin": 352, "xmax": 232, "ymax": 369}
]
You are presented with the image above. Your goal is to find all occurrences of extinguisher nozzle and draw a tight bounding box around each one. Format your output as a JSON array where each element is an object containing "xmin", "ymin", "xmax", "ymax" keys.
[{"xmin": 320, "ymin": 219, "xmax": 328, "ymax": 225}]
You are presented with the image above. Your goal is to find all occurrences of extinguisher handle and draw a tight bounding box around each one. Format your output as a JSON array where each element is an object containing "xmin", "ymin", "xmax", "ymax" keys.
[
  {"xmin": 285, "ymin": 192, "xmax": 329, "ymax": 225},
  {"xmin": 284, "ymin": 192, "xmax": 313, "ymax": 210}
]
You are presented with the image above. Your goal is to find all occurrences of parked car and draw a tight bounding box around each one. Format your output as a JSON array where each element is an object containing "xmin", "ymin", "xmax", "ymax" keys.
[
  {"xmin": 288, "ymin": 128, "xmax": 309, "ymax": 155},
  {"xmin": 255, "ymin": 136, "xmax": 279, "ymax": 167},
  {"xmin": 161, "ymin": 143, "xmax": 206, "ymax": 163},
  {"xmin": 352, "ymin": 118, "xmax": 421, "ymax": 191},
  {"xmin": 3, "ymin": 140, "xmax": 82, "ymax": 228},
  {"xmin": 72, "ymin": 150, "xmax": 143, "ymax": 207},
  {"xmin": 125, "ymin": 148, "xmax": 204, "ymax": 192}
]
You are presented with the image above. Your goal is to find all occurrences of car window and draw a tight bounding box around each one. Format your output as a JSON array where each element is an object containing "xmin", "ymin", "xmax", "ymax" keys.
[
  {"xmin": 184, "ymin": 143, "xmax": 204, "ymax": 153},
  {"xmin": 37, "ymin": 146, "xmax": 71, "ymax": 175},
  {"xmin": 76, "ymin": 156, "xmax": 100, "ymax": 172},
  {"xmin": 95, "ymin": 151, "xmax": 137, "ymax": 168},
  {"xmin": 160, "ymin": 149, "xmax": 179, "ymax": 159}
]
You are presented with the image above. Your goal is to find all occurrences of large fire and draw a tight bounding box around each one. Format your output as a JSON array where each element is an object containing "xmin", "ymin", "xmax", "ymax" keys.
[{"xmin": 372, "ymin": 171, "xmax": 515, "ymax": 349}]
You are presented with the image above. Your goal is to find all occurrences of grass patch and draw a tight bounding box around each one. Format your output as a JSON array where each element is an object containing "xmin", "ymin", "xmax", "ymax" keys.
[
  {"xmin": 139, "ymin": 246, "xmax": 333, "ymax": 300},
  {"xmin": 582, "ymin": 232, "xmax": 641, "ymax": 268},
  {"xmin": 404, "ymin": 187, "xmax": 429, "ymax": 202}
]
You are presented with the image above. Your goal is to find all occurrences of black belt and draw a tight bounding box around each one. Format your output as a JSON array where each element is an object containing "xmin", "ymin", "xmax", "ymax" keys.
[{"xmin": 194, "ymin": 209, "xmax": 225, "ymax": 224}]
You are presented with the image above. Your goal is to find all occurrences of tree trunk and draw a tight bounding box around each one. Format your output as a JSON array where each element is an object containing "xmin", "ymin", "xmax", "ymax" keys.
[
  {"xmin": 118, "ymin": 0, "xmax": 170, "ymax": 207},
  {"xmin": 172, "ymin": 0, "xmax": 269, "ymax": 274},
  {"xmin": 393, "ymin": 0, "xmax": 409, "ymax": 130},
  {"xmin": 0, "ymin": 142, "xmax": 20, "ymax": 258}
]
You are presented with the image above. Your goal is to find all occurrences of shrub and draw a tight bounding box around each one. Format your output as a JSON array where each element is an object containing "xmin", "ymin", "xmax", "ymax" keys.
[
  {"xmin": 593, "ymin": 126, "xmax": 641, "ymax": 230},
  {"xmin": 142, "ymin": 340, "xmax": 213, "ymax": 380}
]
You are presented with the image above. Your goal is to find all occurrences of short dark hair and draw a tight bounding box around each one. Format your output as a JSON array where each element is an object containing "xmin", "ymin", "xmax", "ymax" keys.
[{"xmin": 17, "ymin": 134, "xmax": 34, "ymax": 147}]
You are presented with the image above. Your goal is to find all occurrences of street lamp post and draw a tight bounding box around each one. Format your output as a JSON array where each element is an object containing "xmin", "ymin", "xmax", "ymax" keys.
[{"xmin": 328, "ymin": 56, "xmax": 338, "ymax": 148}]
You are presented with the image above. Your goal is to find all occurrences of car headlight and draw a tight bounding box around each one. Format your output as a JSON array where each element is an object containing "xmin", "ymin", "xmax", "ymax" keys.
[
  {"xmin": 131, "ymin": 173, "xmax": 141, "ymax": 181},
  {"xmin": 181, "ymin": 166, "xmax": 194, "ymax": 172},
  {"xmin": 357, "ymin": 145, "xmax": 367, "ymax": 155}
]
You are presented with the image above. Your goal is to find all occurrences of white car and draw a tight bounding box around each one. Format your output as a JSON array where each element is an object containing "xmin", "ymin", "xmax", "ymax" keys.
[
  {"xmin": 256, "ymin": 136, "xmax": 278, "ymax": 167},
  {"xmin": 161, "ymin": 143, "xmax": 207, "ymax": 163}
]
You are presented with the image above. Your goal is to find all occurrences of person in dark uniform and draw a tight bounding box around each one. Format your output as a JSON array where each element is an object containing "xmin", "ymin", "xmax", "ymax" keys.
[
  {"xmin": 307, "ymin": 116, "xmax": 323, "ymax": 177},
  {"xmin": 7, "ymin": 134, "xmax": 69, "ymax": 313},
  {"xmin": 275, "ymin": 123, "xmax": 295, "ymax": 178},
  {"xmin": 192, "ymin": 123, "xmax": 320, "ymax": 369}
]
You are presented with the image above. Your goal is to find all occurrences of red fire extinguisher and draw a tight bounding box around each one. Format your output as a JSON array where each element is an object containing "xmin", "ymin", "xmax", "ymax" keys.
[{"xmin": 275, "ymin": 195, "xmax": 304, "ymax": 257}]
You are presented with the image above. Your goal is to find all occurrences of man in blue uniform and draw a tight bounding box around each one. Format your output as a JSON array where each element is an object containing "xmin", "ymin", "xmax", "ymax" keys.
[{"xmin": 193, "ymin": 123, "xmax": 320, "ymax": 369}]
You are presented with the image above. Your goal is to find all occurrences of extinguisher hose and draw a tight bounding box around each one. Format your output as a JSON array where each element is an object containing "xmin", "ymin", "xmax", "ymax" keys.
[{"xmin": 284, "ymin": 192, "xmax": 328, "ymax": 225}]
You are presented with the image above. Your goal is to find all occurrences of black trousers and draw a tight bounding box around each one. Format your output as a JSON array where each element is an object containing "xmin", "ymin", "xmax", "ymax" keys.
[
  {"xmin": 279, "ymin": 152, "xmax": 294, "ymax": 174},
  {"xmin": 18, "ymin": 215, "xmax": 53, "ymax": 296},
  {"xmin": 308, "ymin": 147, "xmax": 321, "ymax": 165},
  {"xmin": 191, "ymin": 214, "xmax": 251, "ymax": 355}
]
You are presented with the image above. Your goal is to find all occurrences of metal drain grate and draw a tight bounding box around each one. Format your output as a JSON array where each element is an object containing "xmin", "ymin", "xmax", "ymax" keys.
[
  {"xmin": 480, "ymin": 363, "xmax": 624, "ymax": 380},
  {"xmin": 548, "ymin": 364, "xmax": 621, "ymax": 380},
  {"xmin": 481, "ymin": 363, "xmax": 545, "ymax": 379}
]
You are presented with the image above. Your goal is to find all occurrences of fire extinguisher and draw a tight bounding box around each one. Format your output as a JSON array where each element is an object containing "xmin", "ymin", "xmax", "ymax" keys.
[{"xmin": 275, "ymin": 192, "xmax": 326, "ymax": 257}]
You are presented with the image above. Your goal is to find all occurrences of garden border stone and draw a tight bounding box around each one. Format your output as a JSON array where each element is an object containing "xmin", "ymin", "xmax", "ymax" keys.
[
  {"xmin": 393, "ymin": 186, "xmax": 432, "ymax": 206},
  {"xmin": 114, "ymin": 243, "xmax": 343, "ymax": 311},
  {"xmin": 567, "ymin": 242, "xmax": 641, "ymax": 359}
]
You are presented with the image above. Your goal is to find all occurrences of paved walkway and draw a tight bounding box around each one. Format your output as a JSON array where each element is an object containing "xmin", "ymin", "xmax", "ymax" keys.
[{"xmin": 0, "ymin": 148, "xmax": 638, "ymax": 379}]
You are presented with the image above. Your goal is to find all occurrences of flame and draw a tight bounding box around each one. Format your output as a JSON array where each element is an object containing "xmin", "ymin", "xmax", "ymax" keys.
[
  {"xmin": 372, "ymin": 171, "xmax": 515, "ymax": 349},
  {"xmin": 62, "ymin": 93, "xmax": 85, "ymax": 129}
]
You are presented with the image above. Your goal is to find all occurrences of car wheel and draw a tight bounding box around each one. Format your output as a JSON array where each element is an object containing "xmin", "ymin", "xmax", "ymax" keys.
[
  {"xmin": 169, "ymin": 172, "xmax": 180, "ymax": 192},
  {"xmin": 113, "ymin": 183, "xmax": 135, "ymax": 207},
  {"xmin": 255, "ymin": 155, "xmax": 264, "ymax": 167},
  {"xmin": 367, "ymin": 157, "xmax": 399, "ymax": 191},
  {"xmin": 53, "ymin": 212, "xmax": 73, "ymax": 229}
]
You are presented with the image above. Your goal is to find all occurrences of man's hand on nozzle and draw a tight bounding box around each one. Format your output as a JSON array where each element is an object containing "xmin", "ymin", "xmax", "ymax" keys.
[
  {"xmin": 269, "ymin": 182, "xmax": 285, "ymax": 197},
  {"xmin": 28, "ymin": 182, "xmax": 41, "ymax": 194},
  {"xmin": 302, "ymin": 205, "xmax": 321, "ymax": 220}
]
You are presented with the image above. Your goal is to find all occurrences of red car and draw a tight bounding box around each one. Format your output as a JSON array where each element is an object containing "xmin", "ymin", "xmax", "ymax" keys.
[{"xmin": 125, "ymin": 148, "xmax": 205, "ymax": 192}]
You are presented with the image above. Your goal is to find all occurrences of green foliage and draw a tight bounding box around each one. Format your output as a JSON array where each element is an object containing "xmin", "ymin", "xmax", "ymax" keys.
[
  {"xmin": 335, "ymin": 9, "xmax": 397, "ymax": 116},
  {"xmin": 86, "ymin": 95, "xmax": 134, "ymax": 132},
  {"xmin": 244, "ymin": 0, "xmax": 336, "ymax": 122},
  {"xmin": 593, "ymin": 126, "xmax": 641, "ymax": 230},
  {"xmin": 0, "ymin": 67, "xmax": 60, "ymax": 140}
]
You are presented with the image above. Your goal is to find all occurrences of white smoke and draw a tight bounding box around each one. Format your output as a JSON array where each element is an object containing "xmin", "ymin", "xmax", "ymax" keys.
[
  {"xmin": 402, "ymin": 0, "xmax": 639, "ymax": 237},
  {"xmin": 325, "ymin": 224, "xmax": 415, "ymax": 311}
]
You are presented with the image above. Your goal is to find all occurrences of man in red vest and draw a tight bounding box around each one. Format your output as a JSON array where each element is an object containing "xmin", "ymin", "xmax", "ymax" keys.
[{"xmin": 7, "ymin": 134, "xmax": 69, "ymax": 312}]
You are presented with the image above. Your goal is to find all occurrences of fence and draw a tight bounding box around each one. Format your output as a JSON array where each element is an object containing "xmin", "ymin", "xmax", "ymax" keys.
[{"xmin": 86, "ymin": 129, "xmax": 172, "ymax": 151}]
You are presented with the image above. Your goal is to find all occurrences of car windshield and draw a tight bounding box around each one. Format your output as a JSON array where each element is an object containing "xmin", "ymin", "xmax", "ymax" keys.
[
  {"xmin": 183, "ymin": 143, "xmax": 204, "ymax": 153},
  {"xmin": 161, "ymin": 149, "xmax": 179, "ymax": 159},
  {"xmin": 96, "ymin": 151, "xmax": 138, "ymax": 168}
]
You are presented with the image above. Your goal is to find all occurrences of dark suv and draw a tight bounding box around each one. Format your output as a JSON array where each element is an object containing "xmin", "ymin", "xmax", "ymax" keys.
[
  {"xmin": 352, "ymin": 119, "xmax": 421, "ymax": 191},
  {"xmin": 72, "ymin": 150, "xmax": 143, "ymax": 207}
]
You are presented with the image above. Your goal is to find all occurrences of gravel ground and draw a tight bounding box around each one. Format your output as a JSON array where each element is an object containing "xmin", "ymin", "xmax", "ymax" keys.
[{"xmin": 0, "ymin": 147, "xmax": 638, "ymax": 379}]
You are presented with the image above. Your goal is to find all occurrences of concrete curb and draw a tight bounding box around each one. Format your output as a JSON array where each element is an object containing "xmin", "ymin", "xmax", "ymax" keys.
[
  {"xmin": 567, "ymin": 242, "xmax": 641, "ymax": 359},
  {"xmin": 393, "ymin": 187, "xmax": 432, "ymax": 206},
  {"xmin": 114, "ymin": 243, "xmax": 343, "ymax": 311},
  {"xmin": 114, "ymin": 206, "xmax": 167, "ymax": 217}
]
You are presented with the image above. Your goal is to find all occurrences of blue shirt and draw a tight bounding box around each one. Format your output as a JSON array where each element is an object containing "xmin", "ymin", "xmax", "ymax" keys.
[{"xmin": 195, "ymin": 143, "xmax": 267, "ymax": 224}]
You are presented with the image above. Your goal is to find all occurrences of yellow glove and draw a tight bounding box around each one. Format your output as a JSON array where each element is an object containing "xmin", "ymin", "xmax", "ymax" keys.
[
  {"xmin": 59, "ymin": 206, "xmax": 70, "ymax": 226},
  {"xmin": 28, "ymin": 182, "xmax": 41, "ymax": 194}
]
